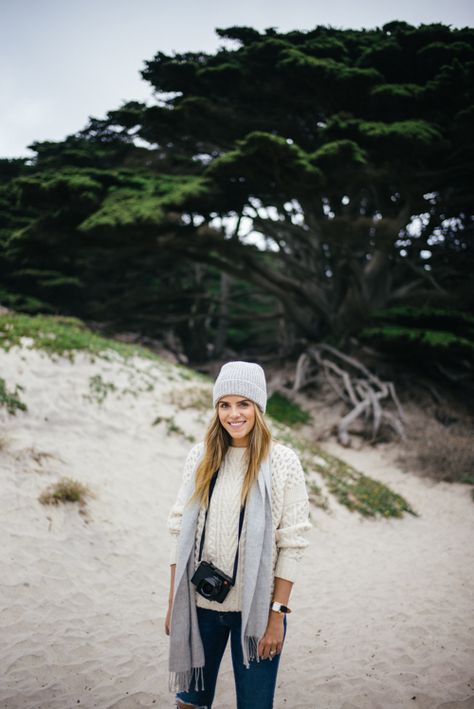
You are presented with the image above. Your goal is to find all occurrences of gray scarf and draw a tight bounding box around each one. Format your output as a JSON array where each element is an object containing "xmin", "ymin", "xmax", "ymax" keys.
[{"xmin": 168, "ymin": 447, "xmax": 273, "ymax": 693}]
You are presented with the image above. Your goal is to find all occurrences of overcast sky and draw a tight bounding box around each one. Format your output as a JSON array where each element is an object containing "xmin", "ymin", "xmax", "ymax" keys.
[{"xmin": 1, "ymin": 0, "xmax": 473, "ymax": 159}]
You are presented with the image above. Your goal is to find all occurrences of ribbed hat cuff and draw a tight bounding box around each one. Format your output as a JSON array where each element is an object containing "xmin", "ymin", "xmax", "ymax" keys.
[{"xmin": 213, "ymin": 381, "xmax": 266, "ymax": 413}]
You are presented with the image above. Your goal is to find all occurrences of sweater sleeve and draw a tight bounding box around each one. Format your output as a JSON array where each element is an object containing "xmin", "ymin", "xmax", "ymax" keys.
[
  {"xmin": 167, "ymin": 442, "xmax": 203, "ymax": 565},
  {"xmin": 274, "ymin": 447, "xmax": 312, "ymax": 583}
]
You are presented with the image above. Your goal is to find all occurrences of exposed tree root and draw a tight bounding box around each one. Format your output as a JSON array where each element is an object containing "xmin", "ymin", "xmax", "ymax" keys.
[{"xmin": 291, "ymin": 344, "xmax": 406, "ymax": 446}]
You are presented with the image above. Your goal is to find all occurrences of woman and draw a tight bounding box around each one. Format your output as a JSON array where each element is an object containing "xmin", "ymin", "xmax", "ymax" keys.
[{"xmin": 165, "ymin": 360, "xmax": 311, "ymax": 709}]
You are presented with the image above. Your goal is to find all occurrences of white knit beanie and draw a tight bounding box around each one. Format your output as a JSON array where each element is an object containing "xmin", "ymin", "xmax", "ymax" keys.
[{"xmin": 213, "ymin": 361, "xmax": 267, "ymax": 413}]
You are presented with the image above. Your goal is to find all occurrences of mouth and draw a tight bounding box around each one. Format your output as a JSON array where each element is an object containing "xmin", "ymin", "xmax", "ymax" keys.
[{"xmin": 228, "ymin": 421, "xmax": 246, "ymax": 429}]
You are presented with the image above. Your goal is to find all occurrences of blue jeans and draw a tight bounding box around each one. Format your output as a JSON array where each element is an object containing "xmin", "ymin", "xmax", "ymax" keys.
[{"xmin": 176, "ymin": 607, "xmax": 287, "ymax": 709}]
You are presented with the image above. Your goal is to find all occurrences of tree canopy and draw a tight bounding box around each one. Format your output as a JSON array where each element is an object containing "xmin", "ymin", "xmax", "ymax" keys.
[{"xmin": 1, "ymin": 21, "xmax": 473, "ymax": 376}]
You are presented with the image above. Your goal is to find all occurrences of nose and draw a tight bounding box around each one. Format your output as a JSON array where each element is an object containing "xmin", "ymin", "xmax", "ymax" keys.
[{"xmin": 228, "ymin": 406, "xmax": 243, "ymax": 418}]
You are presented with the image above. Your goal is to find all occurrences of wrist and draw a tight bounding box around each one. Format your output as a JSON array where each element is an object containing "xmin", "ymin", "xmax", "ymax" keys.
[{"xmin": 269, "ymin": 609, "xmax": 285, "ymax": 623}]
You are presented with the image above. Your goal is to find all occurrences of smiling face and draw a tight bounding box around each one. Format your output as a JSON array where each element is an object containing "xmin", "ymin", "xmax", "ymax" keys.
[{"xmin": 217, "ymin": 395, "xmax": 256, "ymax": 447}]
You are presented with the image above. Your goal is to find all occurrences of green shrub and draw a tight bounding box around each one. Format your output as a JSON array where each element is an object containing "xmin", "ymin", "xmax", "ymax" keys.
[{"xmin": 267, "ymin": 392, "xmax": 311, "ymax": 426}]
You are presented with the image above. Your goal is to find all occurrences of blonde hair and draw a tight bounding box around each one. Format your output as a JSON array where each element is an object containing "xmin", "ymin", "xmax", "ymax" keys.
[{"xmin": 191, "ymin": 402, "xmax": 272, "ymax": 506}]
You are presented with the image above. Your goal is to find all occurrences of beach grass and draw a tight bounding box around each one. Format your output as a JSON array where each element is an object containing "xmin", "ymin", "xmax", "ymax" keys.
[
  {"xmin": 152, "ymin": 414, "xmax": 196, "ymax": 443},
  {"xmin": 38, "ymin": 476, "xmax": 94, "ymax": 506},
  {"xmin": 85, "ymin": 374, "xmax": 118, "ymax": 404},
  {"xmin": 275, "ymin": 428, "xmax": 417, "ymax": 518},
  {"xmin": 0, "ymin": 377, "xmax": 28, "ymax": 415},
  {"xmin": 166, "ymin": 384, "xmax": 212, "ymax": 411},
  {"xmin": 315, "ymin": 449, "xmax": 417, "ymax": 518},
  {"xmin": 0, "ymin": 312, "xmax": 208, "ymax": 384}
]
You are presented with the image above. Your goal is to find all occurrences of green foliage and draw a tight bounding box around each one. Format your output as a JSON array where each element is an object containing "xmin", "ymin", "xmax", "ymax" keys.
[
  {"xmin": 152, "ymin": 414, "xmax": 196, "ymax": 443},
  {"xmin": 359, "ymin": 119, "xmax": 443, "ymax": 149},
  {"xmin": 363, "ymin": 305, "xmax": 474, "ymax": 354},
  {"xmin": 85, "ymin": 374, "xmax": 117, "ymax": 404},
  {"xmin": 0, "ymin": 288, "xmax": 54, "ymax": 314},
  {"xmin": 215, "ymin": 26, "xmax": 261, "ymax": 46},
  {"xmin": 315, "ymin": 449, "xmax": 417, "ymax": 518},
  {"xmin": 302, "ymin": 37, "xmax": 349, "ymax": 62},
  {"xmin": 266, "ymin": 392, "xmax": 311, "ymax": 426},
  {"xmin": 277, "ymin": 48, "xmax": 381, "ymax": 87},
  {"xmin": 0, "ymin": 377, "xmax": 27, "ymax": 415},
  {"xmin": 78, "ymin": 172, "xmax": 209, "ymax": 232},
  {"xmin": 360, "ymin": 306, "xmax": 474, "ymax": 379},
  {"xmin": 371, "ymin": 83, "xmax": 423, "ymax": 100},
  {"xmin": 323, "ymin": 463, "xmax": 416, "ymax": 517},
  {"xmin": 0, "ymin": 22, "xmax": 472, "ymax": 366},
  {"xmin": 357, "ymin": 39, "xmax": 406, "ymax": 82},
  {"xmin": 14, "ymin": 171, "xmax": 103, "ymax": 211},
  {"xmin": 0, "ymin": 312, "xmax": 164, "ymax": 362},
  {"xmin": 362, "ymin": 326, "xmax": 474, "ymax": 354},
  {"xmin": 416, "ymin": 41, "xmax": 474, "ymax": 79},
  {"xmin": 207, "ymin": 131, "xmax": 322, "ymax": 204},
  {"xmin": 0, "ymin": 314, "xmax": 211, "ymax": 409},
  {"xmin": 166, "ymin": 385, "xmax": 212, "ymax": 411},
  {"xmin": 370, "ymin": 83, "xmax": 424, "ymax": 117},
  {"xmin": 10, "ymin": 270, "xmax": 83, "ymax": 289},
  {"xmin": 313, "ymin": 139, "xmax": 367, "ymax": 165},
  {"xmin": 276, "ymin": 430, "xmax": 416, "ymax": 518},
  {"xmin": 325, "ymin": 116, "xmax": 444, "ymax": 156},
  {"xmin": 371, "ymin": 305, "xmax": 474, "ymax": 331}
]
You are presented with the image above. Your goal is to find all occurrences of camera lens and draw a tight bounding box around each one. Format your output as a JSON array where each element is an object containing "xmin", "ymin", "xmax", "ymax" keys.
[{"xmin": 200, "ymin": 576, "xmax": 221, "ymax": 598}]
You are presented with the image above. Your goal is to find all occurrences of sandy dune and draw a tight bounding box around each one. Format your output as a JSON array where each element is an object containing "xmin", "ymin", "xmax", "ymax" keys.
[{"xmin": 1, "ymin": 344, "xmax": 473, "ymax": 708}]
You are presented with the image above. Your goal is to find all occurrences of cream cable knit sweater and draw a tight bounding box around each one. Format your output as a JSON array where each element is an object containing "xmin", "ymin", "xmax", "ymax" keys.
[{"xmin": 167, "ymin": 441, "xmax": 311, "ymax": 612}]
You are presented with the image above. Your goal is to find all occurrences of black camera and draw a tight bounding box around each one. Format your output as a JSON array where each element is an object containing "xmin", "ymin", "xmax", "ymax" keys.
[{"xmin": 191, "ymin": 560, "xmax": 234, "ymax": 603}]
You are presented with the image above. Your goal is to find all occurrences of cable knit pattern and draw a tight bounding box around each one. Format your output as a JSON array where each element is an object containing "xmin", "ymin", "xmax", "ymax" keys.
[{"xmin": 167, "ymin": 441, "xmax": 311, "ymax": 612}]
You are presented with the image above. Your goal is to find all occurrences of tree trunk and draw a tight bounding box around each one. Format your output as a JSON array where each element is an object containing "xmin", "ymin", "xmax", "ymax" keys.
[{"xmin": 214, "ymin": 271, "xmax": 231, "ymax": 357}]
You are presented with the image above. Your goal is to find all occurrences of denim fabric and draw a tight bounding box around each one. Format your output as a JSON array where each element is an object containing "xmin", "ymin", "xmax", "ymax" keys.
[{"xmin": 176, "ymin": 607, "xmax": 287, "ymax": 709}]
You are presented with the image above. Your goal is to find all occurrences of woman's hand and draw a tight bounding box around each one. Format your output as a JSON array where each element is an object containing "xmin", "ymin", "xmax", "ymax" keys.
[
  {"xmin": 165, "ymin": 600, "xmax": 172, "ymax": 635},
  {"xmin": 257, "ymin": 612, "xmax": 285, "ymax": 660}
]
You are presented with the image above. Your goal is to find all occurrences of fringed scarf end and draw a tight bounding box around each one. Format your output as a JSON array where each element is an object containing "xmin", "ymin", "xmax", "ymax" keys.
[
  {"xmin": 169, "ymin": 666, "xmax": 205, "ymax": 694},
  {"xmin": 243, "ymin": 635, "xmax": 260, "ymax": 668}
]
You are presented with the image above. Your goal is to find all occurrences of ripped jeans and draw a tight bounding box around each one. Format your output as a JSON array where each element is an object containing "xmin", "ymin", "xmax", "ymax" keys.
[{"xmin": 176, "ymin": 607, "xmax": 287, "ymax": 709}]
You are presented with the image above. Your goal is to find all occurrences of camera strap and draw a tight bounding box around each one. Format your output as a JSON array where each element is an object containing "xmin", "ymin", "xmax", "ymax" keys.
[{"xmin": 198, "ymin": 471, "xmax": 246, "ymax": 586}]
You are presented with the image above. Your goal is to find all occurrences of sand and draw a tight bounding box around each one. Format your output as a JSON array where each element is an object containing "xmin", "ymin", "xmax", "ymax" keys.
[{"xmin": 0, "ymin": 343, "xmax": 473, "ymax": 709}]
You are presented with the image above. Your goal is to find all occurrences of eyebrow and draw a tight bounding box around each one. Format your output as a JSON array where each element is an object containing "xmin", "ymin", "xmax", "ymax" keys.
[{"xmin": 219, "ymin": 398, "xmax": 250, "ymax": 404}]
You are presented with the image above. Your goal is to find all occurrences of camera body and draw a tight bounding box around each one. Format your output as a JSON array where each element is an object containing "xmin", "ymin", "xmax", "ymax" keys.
[{"xmin": 191, "ymin": 560, "xmax": 233, "ymax": 603}]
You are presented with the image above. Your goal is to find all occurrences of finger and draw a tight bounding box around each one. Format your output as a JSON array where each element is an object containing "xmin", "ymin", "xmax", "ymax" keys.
[
  {"xmin": 268, "ymin": 646, "xmax": 277, "ymax": 661},
  {"xmin": 263, "ymin": 645, "xmax": 273, "ymax": 661}
]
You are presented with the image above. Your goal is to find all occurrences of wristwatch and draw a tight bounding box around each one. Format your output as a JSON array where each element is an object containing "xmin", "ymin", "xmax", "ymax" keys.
[{"xmin": 270, "ymin": 601, "xmax": 292, "ymax": 614}]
